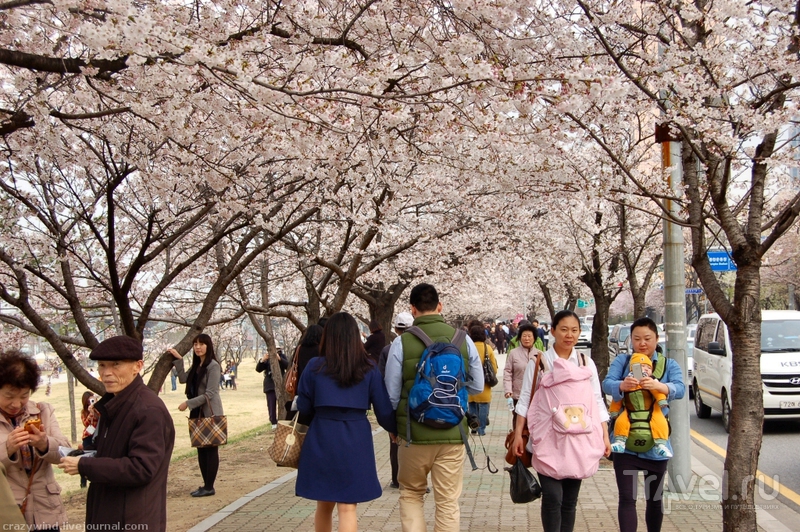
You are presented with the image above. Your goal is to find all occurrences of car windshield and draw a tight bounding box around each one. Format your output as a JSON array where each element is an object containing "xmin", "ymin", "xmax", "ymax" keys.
[
  {"xmin": 581, "ymin": 324, "xmax": 590, "ymax": 333},
  {"xmin": 619, "ymin": 327, "xmax": 631, "ymax": 342},
  {"xmin": 761, "ymin": 320, "xmax": 800, "ymax": 352}
]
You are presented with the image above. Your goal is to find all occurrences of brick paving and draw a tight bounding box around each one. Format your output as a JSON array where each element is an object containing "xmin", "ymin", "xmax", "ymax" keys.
[{"xmin": 190, "ymin": 357, "xmax": 788, "ymax": 532}]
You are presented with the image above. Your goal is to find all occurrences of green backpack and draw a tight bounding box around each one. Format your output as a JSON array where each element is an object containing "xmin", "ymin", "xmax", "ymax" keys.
[{"xmin": 620, "ymin": 355, "xmax": 668, "ymax": 453}]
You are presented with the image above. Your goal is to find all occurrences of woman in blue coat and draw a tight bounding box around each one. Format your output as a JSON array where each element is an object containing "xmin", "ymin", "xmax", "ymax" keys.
[{"xmin": 296, "ymin": 312, "xmax": 396, "ymax": 532}]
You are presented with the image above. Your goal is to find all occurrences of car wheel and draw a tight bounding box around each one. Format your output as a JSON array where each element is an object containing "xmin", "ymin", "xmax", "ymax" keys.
[
  {"xmin": 721, "ymin": 392, "xmax": 731, "ymax": 433},
  {"xmin": 694, "ymin": 381, "xmax": 711, "ymax": 419}
]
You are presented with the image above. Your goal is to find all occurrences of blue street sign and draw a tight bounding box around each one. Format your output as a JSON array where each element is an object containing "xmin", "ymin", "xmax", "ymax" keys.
[
  {"xmin": 685, "ymin": 288, "xmax": 703, "ymax": 294},
  {"xmin": 707, "ymin": 250, "xmax": 737, "ymax": 272}
]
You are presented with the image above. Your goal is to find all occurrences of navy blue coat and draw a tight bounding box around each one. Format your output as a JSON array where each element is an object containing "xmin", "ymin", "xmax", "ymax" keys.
[{"xmin": 295, "ymin": 357, "xmax": 395, "ymax": 503}]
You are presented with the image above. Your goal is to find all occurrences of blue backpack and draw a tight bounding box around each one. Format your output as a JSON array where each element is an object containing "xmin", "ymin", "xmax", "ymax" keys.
[
  {"xmin": 404, "ymin": 326, "xmax": 478, "ymax": 470},
  {"xmin": 406, "ymin": 327, "xmax": 469, "ymax": 429}
]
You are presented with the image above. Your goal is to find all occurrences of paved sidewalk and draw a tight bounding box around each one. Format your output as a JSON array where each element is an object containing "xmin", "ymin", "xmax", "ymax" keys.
[{"xmin": 189, "ymin": 359, "xmax": 791, "ymax": 532}]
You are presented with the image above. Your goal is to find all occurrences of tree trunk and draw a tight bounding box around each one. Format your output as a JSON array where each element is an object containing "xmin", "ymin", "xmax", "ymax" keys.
[
  {"xmin": 591, "ymin": 297, "xmax": 612, "ymax": 381},
  {"xmin": 722, "ymin": 269, "xmax": 763, "ymax": 532},
  {"xmin": 580, "ymin": 268, "xmax": 613, "ymax": 380},
  {"xmin": 361, "ymin": 281, "xmax": 410, "ymax": 345},
  {"xmin": 539, "ymin": 281, "xmax": 557, "ymax": 323}
]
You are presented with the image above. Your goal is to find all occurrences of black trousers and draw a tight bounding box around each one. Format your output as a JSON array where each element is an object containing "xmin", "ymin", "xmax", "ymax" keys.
[
  {"xmin": 265, "ymin": 390, "xmax": 278, "ymax": 425},
  {"xmin": 389, "ymin": 436, "xmax": 399, "ymax": 484},
  {"xmin": 613, "ymin": 452, "xmax": 668, "ymax": 532},
  {"xmin": 538, "ymin": 473, "xmax": 582, "ymax": 532}
]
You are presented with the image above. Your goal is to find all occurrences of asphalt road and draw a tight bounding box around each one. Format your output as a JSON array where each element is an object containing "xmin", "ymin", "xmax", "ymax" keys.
[{"xmin": 689, "ymin": 407, "xmax": 800, "ymax": 511}]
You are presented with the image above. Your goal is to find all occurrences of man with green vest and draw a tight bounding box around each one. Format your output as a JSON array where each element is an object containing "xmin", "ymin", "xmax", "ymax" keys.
[{"xmin": 384, "ymin": 283, "xmax": 484, "ymax": 532}]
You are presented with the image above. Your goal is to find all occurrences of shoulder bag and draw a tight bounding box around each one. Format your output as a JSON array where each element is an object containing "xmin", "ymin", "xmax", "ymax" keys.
[
  {"xmin": 284, "ymin": 346, "xmax": 300, "ymax": 396},
  {"xmin": 504, "ymin": 352, "xmax": 542, "ymax": 467},
  {"xmin": 188, "ymin": 398, "xmax": 228, "ymax": 448},
  {"xmin": 482, "ymin": 344, "xmax": 499, "ymax": 387},
  {"xmin": 268, "ymin": 412, "xmax": 309, "ymax": 468}
]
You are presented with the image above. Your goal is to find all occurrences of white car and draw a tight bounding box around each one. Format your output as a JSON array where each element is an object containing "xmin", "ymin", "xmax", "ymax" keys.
[
  {"xmin": 693, "ymin": 310, "xmax": 800, "ymax": 432},
  {"xmin": 577, "ymin": 324, "xmax": 592, "ymax": 348}
]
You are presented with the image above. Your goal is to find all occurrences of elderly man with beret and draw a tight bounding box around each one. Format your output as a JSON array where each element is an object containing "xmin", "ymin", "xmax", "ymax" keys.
[{"xmin": 59, "ymin": 336, "xmax": 175, "ymax": 531}]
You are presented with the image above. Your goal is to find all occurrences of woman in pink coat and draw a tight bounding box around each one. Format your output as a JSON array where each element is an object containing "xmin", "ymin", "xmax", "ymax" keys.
[
  {"xmin": 503, "ymin": 323, "xmax": 543, "ymax": 423},
  {"xmin": 0, "ymin": 350, "xmax": 69, "ymax": 530}
]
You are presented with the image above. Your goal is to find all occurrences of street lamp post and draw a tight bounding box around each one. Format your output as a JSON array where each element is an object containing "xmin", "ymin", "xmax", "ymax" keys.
[{"xmin": 656, "ymin": 126, "xmax": 691, "ymax": 492}]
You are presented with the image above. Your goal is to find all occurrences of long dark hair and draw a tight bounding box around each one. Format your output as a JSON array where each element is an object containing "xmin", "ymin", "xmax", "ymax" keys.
[
  {"xmin": 186, "ymin": 333, "xmax": 218, "ymax": 398},
  {"xmin": 319, "ymin": 312, "xmax": 372, "ymax": 387},
  {"xmin": 301, "ymin": 324, "xmax": 324, "ymax": 347}
]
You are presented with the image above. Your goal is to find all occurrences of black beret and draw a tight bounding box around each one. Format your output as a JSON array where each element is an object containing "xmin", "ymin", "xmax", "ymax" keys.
[{"xmin": 89, "ymin": 336, "xmax": 143, "ymax": 361}]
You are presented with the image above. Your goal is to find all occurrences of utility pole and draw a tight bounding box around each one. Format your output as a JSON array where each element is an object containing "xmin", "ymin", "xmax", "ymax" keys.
[{"xmin": 656, "ymin": 124, "xmax": 691, "ymax": 492}]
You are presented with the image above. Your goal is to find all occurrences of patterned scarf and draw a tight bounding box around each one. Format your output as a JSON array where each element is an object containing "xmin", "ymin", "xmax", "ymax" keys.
[{"xmin": 11, "ymin": 415, "xmax": 35, "ymax": 473}]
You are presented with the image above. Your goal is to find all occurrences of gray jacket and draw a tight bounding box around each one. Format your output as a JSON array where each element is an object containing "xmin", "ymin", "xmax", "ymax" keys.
[{"xmin": 173, "ymin": 358, "xmax": 224, "ymax": 417}]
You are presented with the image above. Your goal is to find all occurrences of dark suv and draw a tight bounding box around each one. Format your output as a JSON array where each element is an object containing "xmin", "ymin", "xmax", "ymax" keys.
[{"xmin": 608, "ymin": 323, "xmax": 632, "ymax": 360}]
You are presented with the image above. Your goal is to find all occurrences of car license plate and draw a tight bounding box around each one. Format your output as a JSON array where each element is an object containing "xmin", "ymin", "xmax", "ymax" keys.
[{"xmin": 780, "ymin": 401, "xmax": 799, "ymax": 409}]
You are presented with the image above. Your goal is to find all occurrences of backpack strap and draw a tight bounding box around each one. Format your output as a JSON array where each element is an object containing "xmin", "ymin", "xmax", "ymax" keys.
[
  {"xmin": 451, "ymin": 328, "xmax": 467, "ymax": 349},
  {"xmin": 458, "ymin": 423, "xmax": 478, "ymax": 471},
  {"xmin": 405, "ymin": 326, "xmax": 433, "ymax": 347},
  {"xmin": 579, "ymin": 352, "xmax": 587, "ymax": 367}
]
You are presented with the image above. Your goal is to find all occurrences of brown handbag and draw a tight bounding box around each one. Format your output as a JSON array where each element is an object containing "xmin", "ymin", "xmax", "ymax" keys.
[
  {"xmin": 504, "ymin": 353, "xmax": 542, "ymax": 467},
  {"xmin": 268, "ymin": 412, "xmax": 308, "ymax": 468},
  {"xmin": 284, "ymin": 346, "xmax": 300, "ymax": 396},
  {"xmin": 188, "ymin": 399, "xmax": 228, "ymax": 448}
]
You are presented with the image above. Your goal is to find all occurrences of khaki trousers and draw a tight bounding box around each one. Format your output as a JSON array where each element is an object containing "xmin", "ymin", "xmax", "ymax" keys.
[{"xmin": 397, "ymin": 442, "xmax": 465, "ymax": 532}]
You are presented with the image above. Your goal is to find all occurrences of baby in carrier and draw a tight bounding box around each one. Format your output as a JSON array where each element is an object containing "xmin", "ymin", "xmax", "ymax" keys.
[{"xmin": 609, "ymin": 353, "xmax": 672, "ymax": 457}]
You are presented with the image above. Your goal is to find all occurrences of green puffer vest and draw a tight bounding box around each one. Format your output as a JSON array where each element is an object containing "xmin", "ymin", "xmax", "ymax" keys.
[{"xmin": 398, "ymin": 314, "xmax": 471, "ymax": 444}]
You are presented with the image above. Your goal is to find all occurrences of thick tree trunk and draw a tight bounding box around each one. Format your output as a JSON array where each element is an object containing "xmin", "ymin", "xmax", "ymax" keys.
[
  {"xmin": 590, "ymin": 297, "xmax": 612, "ymax": 381},
  {"xmin": 722, "ymin": 268, "xmax": 763, "ymax": 532},
  {"xmin": 580, "ymin": 267, "xmax": 613, "ymax": 380}
]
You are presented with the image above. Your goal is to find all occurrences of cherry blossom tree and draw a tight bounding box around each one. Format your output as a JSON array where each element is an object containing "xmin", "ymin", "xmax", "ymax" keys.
[{"xmin": 537, "ymin": 1, "xmax": 800, "ymax": 528}]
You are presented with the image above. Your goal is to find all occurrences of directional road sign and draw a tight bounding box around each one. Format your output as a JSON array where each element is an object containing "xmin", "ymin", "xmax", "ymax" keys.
[{"xmin": 707, "ymin": 250, "xmax": 737, "ymax": 272}]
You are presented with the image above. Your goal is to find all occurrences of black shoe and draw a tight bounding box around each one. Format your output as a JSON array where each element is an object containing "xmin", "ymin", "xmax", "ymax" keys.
[
  {"xmin": 389, "ymin": 482, "xmax": 400, "ymax": 489},
  {"xmin": 425, "ymin": 487, "xmax": 431, "ymax": 494},
  {"xmin": 190, "ymin": 486, "xmax": 204, "ymax": 496},
  {"xmin": 191, "ymin": 487, "xmax": 216, "ymax": 497}
]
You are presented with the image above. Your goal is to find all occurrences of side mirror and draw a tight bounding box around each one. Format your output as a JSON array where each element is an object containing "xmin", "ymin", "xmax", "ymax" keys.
[
  {"xmin": 708, "ymin": 342, "xmax": 726, "ymax": 356},
  {"xmin": 609, "ymin": 338, "xmax": 618, "ymax": 344}
]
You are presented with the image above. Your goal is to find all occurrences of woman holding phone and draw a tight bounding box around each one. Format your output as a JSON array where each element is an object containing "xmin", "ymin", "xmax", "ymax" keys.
[{"xmin": 602, "ymin": 317, "xmax": 685, "ymax": 532}]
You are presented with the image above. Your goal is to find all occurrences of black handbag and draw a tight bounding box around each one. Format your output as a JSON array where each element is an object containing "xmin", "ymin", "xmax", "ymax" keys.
[
  {"xmin": 482, "ymin": 344, "xmax": 498, "ymax": 387},
  {"xmin": 506, "ymin": 458, "xmax": 541, "ymax": 503}
]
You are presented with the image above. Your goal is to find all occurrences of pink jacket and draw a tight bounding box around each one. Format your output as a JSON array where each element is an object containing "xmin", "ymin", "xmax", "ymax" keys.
[
  {"xmin": 504, "ymin": 345, "xmax": 543, "ymax": 399},
  {"xmin": 0, "ymin": 401, "xmax": 69, "ymax": 528}
]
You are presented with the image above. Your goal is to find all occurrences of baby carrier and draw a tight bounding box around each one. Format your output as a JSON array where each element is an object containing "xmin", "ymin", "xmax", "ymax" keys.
[
  {"xmin": 613, "ymin": 354, "xmax": 668, "ymax": 453},
  {"xmin": 529, "ymin": 356, "xmax": 605, "ymax": 480}
]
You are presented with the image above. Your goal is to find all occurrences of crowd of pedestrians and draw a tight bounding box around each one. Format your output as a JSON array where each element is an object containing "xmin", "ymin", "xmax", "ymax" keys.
[{"xmin": 1, "ymin": 283, "xmax": 683, "ymax": 532}]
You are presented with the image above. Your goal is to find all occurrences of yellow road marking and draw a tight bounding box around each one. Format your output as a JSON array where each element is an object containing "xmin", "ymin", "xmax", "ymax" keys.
[{"xmin": 691, "ymin": 429, "xmax": 800, "ymax": 506}]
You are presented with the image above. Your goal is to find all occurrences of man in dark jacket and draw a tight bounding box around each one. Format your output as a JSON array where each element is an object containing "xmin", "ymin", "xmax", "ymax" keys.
[
  {"xmin": 256, "ymin": 348, "xmax": 289, "ymax": 426},
  {"xmin": 363, "ymin": 320, "xmax": 386, "ymax": 365},
  {"xmin": 59, "ymin": 336, "xmax": 175, "ymax": 531}
]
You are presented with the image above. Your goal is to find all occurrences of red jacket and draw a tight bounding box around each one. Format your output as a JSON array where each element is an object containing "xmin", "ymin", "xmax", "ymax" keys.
[{"xmin": 79, "ymin": 375, "xmax": 175, "ymax": 530}]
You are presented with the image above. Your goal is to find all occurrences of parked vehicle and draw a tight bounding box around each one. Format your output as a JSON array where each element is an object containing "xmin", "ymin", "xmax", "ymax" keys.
[
  {"xmin": 693, "ymin": 310, "xmax": 800, "ymax": 433},
  {"xmin": 608, "ymin": 322, "xmax": 632, "ymax": 359},
  {"xmin": 577, "ymin": 323, "xmax": 592, "ymax": 348}
]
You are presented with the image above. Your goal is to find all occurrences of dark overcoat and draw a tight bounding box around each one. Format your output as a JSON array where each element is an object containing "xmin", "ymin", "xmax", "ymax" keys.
[{"xmin": 79, "ymin": 375, "xmax": 175, "ymax": 531}]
